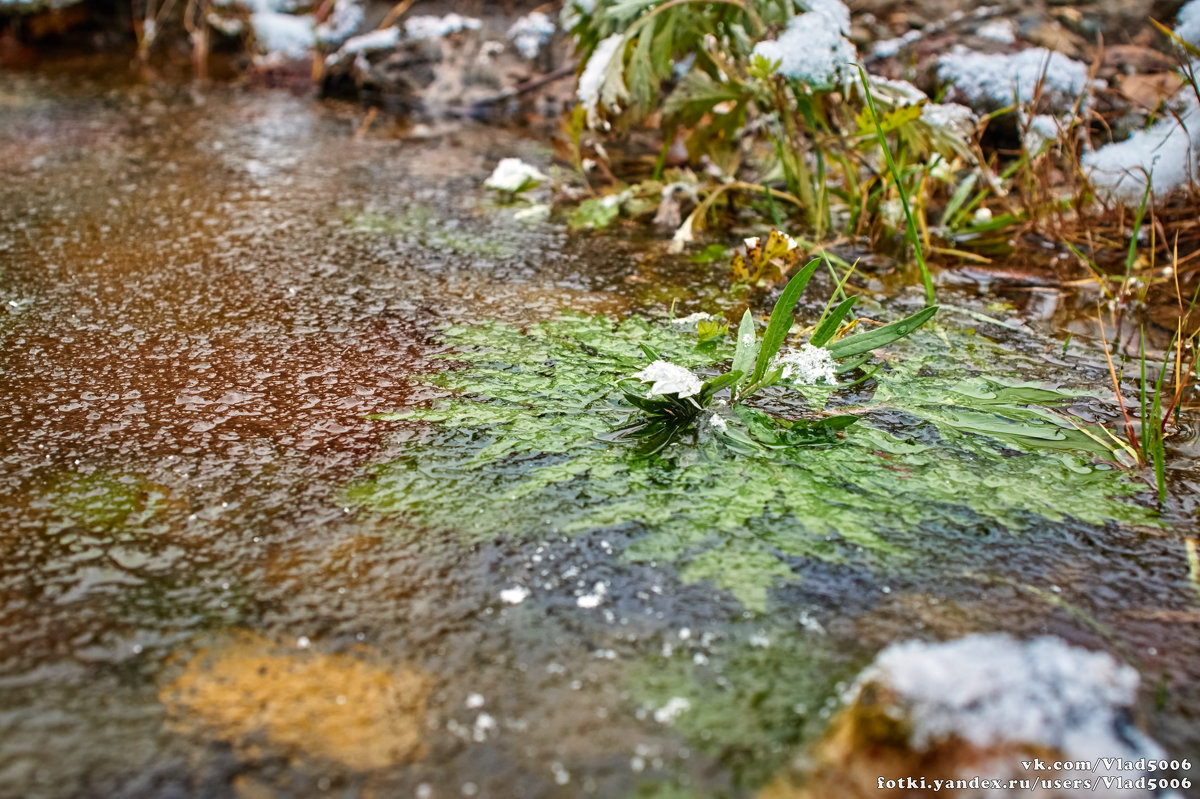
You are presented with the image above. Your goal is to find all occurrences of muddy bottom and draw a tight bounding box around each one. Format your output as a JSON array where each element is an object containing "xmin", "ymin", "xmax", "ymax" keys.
[{"xmin": 0, "ymin": 69, "xmax": 1197, "ymax": 799}]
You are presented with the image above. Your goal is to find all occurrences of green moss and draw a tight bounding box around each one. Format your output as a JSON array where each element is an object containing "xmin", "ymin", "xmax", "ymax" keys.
[{"xmin": 347, "ymin": 313, "xmax": 1158, "ymax": 610}]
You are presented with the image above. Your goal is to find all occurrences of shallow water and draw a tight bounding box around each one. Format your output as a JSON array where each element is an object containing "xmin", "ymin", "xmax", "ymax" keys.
[{"xmin": 0, "ymin": 69, "xmax": 1198, "ymax": 798}]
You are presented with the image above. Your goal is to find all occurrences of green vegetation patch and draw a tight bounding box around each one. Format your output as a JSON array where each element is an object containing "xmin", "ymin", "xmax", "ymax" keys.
[{"xmin": 347, "ymin": 313, "xmax": 1157, "ymax": 610}]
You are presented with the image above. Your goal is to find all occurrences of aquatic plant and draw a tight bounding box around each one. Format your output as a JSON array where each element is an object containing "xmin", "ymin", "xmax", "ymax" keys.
[
  {"xmin": 349, "ymin": 308, "xmax": 1159, "ymax": 610},
  {"xmin": 610, "ymin": 254, "xmax": 937, "ymax": 454}
]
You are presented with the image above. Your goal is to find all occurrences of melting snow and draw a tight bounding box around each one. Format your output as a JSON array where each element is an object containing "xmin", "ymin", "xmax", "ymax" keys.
[
  {"xmin": 314, "ymin": 0, "xmax": 362, "ymax": 44},
  {"xmin": 1179, "ymin": 0, "xmax": 1200, "ymax": 46},
  {"xmin": 634, "ymin": 360, "xmax": 703, "ymax": 398},
  {"xmin": 250, "ymin": 12, "xmax": 314, "ymax": 59}
]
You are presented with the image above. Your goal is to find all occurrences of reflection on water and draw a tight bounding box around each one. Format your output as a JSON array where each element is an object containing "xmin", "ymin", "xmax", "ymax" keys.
[{"xmin": 0, "ymin": 69, "xmax": 1198, "ymax": 798}]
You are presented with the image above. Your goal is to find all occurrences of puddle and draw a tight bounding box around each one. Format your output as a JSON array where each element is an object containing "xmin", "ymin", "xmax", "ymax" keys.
[{"xmin": 0, "ymin": 68, "xmax": 1198, "ymax": 798}]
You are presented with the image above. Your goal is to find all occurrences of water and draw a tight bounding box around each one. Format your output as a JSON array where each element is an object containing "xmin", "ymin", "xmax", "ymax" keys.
[{"xmin": 0, "ymin": 68, "xmax": 1197, "ymax": 798}]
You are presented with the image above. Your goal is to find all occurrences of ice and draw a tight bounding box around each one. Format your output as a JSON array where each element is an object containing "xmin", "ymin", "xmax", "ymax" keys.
[{"xmin": 633, "ymin": 360, "xmax": 703, "ymax": 398}]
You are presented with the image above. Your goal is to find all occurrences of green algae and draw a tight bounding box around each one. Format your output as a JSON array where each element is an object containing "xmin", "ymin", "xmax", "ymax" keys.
[
  {"xmin": 347, "ymin": 313, "xmax": 1159, "ymax": 610},
  {"xmin": 43, "ymin": 470, "xmax": 169, "ymax": 532}
]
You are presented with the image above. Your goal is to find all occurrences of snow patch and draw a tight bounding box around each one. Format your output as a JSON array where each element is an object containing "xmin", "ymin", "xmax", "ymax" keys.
[
  {"xmin": 315, "ymin": 0, "xmax": 362, "ymax": 45},
  {"xmin": 250, "ymin": 11, "xmax": 314, "ymax": 59},
  {"xmin": 499, "ymin": 586, "xmax": 530, "ymax": 605},
  {"xmin": 851, "ymin": 634, "xmax": 1165, "ymax": 768},
  {"xmin": 938, "ymin": 46, "xmax": 1091, "ymax": 111},
  {"xmin": 752, "ymin": 4, "xmax": 857, "ymax": 87},
  {"xmin": 404, "ymin": 13, "xmax": 481, "ymax": 41},
  {"xmin": 1085, "ymin": 100, "xmax": 1200, "ymax": 205},
  {"xmin": 1178, "ymin": 0, "xmax": 1200, "ymax": 47}
]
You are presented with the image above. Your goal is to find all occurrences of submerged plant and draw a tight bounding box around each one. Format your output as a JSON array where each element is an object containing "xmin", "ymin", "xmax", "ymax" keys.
[
  {"xmin": 610, "ymin": 255, "xmax": 937, "ymax": 453},
  {"xmin": 349, "ymin": 305, "xmax": 1158, "ymax": 610}
]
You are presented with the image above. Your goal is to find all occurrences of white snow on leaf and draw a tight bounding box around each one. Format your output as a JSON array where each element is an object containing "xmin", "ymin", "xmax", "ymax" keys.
[
  {"xmin": 578, "ymin": 34, "xmax": 626, "ymax": 128},
  {"xmin": 484, "ymin": 158, "xmax": 549, "ymax": 192},
  {"xmin": 775, "ymin": 344, "xmax": 837, "ymax": 385},
  {"xmin": 634, "ymin": 360, "xmax": 703, "ymax": 398}
]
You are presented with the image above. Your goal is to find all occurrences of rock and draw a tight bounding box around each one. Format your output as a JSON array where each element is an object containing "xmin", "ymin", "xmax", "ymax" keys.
[{"xmin": 764, "ymin": 634, "xmax": 1181, "ymax": 799}]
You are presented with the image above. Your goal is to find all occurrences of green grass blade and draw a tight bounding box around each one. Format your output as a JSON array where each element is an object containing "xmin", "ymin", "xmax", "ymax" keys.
[
  {"xmin": 810, "ymin": 296, "xmax": 857, "ymax": 347},
  {"xmin": 751, "ymin": 258, "xmax": 820, "ymax": 384},
  {"xmin": 827, "ymin": 306, "xmax": 938, "ymax": 359}
]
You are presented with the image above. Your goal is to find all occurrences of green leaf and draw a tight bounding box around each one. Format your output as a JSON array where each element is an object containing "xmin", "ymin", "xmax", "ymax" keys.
[
  {"xmin": 810, "ymin": 296, "xmax": 857, "ymax": 347},
  {"xmin": 826, "ymin": 306, "xmax": 938, "ymax": 359},
  {"xmin": 569, "ymin": 197, "xmax": 622, "ymax": 230},
  {"xmin": 751, "ymin": 259, "xmax": 820, "ymax": 385},
  {"xmin": 731, "ymin": 310, "xmax": 757, "ymax": 388},
  {"xmin": 663, "ymin": 70, "xmax": 747, "ymax": 125}
]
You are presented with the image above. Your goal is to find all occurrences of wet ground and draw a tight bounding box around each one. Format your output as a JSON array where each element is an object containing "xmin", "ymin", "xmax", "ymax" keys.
[{"xmin": 0, "ymin": 67, "xmax": 1198, "ymax": 798}]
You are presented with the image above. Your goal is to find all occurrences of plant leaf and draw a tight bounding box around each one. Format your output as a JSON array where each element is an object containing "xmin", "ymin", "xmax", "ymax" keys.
[
  {"xmin": 731, "ymin": 310, "xmax": 757, "ymax": 388},
  {"xmin": 751, "ymin": 258, "xmax": 820, "ymax": 385},
  {"xmin": 826, "ymin": 306, "xmax": 938, "ymax": 359},
  {"xmin": 810, "ymin": 296, "xmax": 857, "ymax": 347}
]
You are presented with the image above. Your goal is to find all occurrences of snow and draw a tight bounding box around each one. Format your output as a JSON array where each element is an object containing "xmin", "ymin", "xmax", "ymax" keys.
[
  {"xmin": 1023, "ymin": 113, "xmax": 1059, "ymax": 154},
  {"xmin": 775, "ymin": 344, "xmax": 837, "ymax": 385},
  {"xmin": 920, "ymin": 102, "xmax": 976, "ymax": 137},
  {"xmin": 1085, "ymin": 100, "xmax": 1200, "ymax": 205},
  {"xmin": 508, "ymin": 12, "xmax": 556, "ymax": 60},
  {"xmin": 338, "ymin": 27, "xmax": 399, "ymax": 55},
  {"xmin": 250, "ymin": 11, "xmax": 314, "ymax": 59},
  {"xmin": 578, "ymin": 33, "xmax": 625, "ymax": 127},
  {"xmin": 1178, "ymin": 0, "xmax": 1200, "ymax": 47},
  {"xmin": 976, "ymin": 18, "xmax": 1016, "ymax": 43},
  {"xmin": 499, "ymin": 586, "xmax": 529, "ymax": 604},
  {"xmin": 315, "ymin": 0, "xmax": 362, "ymax": 45},
  {"xmin": 850, "ymin": 635, "xmax": 1170, "ymax": 781},
  {"xmin": 652, "ymin": 697, "xmax": 691, "ymax": 723},
  {"xmin": 937, "ymin": 46, "xmax": 1092, "ymax": 111},
  {"xmin": 404, "ymin": 13, "xmax": 481, "ymax": 41},
  {"xmin": 634, "ymin": 360, "xmax": 703, "ymax": 398},
  {"xmin": 752, "ymin": 5, "xmax": 857, "ymax": 87},
  {"xmin": 484, "ymin": 158, "xmax": 549, "ymax": 192}
]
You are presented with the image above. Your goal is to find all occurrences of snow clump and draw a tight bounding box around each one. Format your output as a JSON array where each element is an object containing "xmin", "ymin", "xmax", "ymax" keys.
[
  {"xmin": 774, "ymin": 344, "xmax": 837, "ymax": 385},
  {"xmin": 1178, "ymin": 0, "xmax": 1200, "ymax": 47},
  {"xmin": 250, "ymin": 11, "xmax": 314, "ymax": 59},
  {"xmin": 752, "ymin": 0, "xmax": 857, "ymax": 87},
  {"xmin": 1084, "ymin": 100, "xmax": 1200, "ymax": 206},
  {"xmin": 484, "ymin": 158, "xmax": 549, "ymax": 193},
  {"xmin": 508, "ymin": 12, "xmax": 556, "ymax": 59},
  {"xmin": 404, "ymin": 13, "xmax": 481, "ymax": 41},
  {"xmin": 850, "ymin": 634, "xmax": 1170, "ymax": 770},
  {"xmin": 315, "ymin": 0, "xmax": 362, "ymax": 45},
  {"xmin": 634, "ymin": 360, "xmax": 703, "ymax": 398}
]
